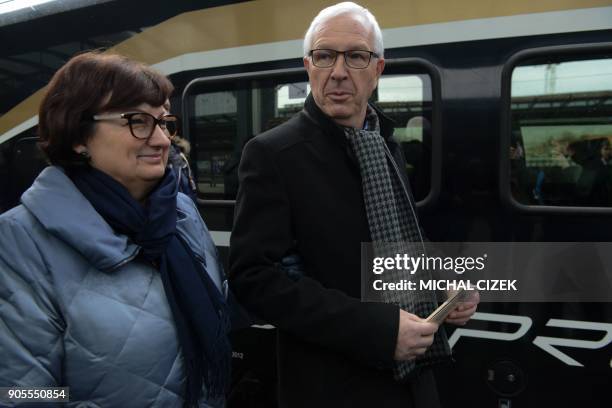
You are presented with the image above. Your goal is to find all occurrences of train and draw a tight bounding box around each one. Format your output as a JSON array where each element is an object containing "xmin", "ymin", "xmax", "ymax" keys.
[{"xmin": 1, "ymin": 0, "xmax": 611, "ymax": 406}]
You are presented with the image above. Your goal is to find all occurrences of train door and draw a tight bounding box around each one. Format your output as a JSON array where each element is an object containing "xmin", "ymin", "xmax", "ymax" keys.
[{"xmin": 438, "ymin": 43, "xmax": 612, "ymax": 408}]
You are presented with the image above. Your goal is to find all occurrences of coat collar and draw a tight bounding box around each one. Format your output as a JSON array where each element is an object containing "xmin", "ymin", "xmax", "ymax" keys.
[
  {"xmin": 301, "ymin": 93, "xmax": 400, "ymax": 170},
  {"xmin": 21, "ymin": 166, "xmax": 140, "ymax": 272},
  {"xmin": 302, "ymin": 93, "xmax": 396, "ymax": 144}
]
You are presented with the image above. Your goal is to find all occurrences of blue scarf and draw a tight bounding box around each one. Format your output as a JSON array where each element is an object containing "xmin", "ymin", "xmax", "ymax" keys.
[{"xmin": 70, "ymin": 167, "xmax": 231, "ymax": 406}]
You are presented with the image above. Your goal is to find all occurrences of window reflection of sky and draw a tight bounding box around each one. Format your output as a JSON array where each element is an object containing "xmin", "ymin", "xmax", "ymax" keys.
[
  {"xmin": 512, "ymin": 59, "xmax": 612, "ymax": 96},
  {"xmin": 0, "ymin": 0, "xmax": 56, "ymax": 15},
  {"xmin": 276, "ymin": 75, "xmax": 426, "ymax": 109}
]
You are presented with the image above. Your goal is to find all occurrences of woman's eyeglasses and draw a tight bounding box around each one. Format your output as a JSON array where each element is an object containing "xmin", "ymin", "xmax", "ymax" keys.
[{"xmin": 92, "ymin": 112, "xmax": 179, "ymax": 141}]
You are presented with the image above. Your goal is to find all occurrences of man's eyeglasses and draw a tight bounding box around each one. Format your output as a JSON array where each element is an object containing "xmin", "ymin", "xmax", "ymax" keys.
[
  {"xmin": 309, "ymin": 49, "xmax": 379, "ymax": 69},
  {"xmin": 92, "ymin": 112, "xmax": 179, "ymax": 141}
]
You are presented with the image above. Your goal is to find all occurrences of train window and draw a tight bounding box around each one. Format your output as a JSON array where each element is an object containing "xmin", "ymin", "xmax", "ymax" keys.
[
  {"xmin": 184, "ymin": 74, "xmax": 308, "ymax": 201},
  {"xmin": 184, "ymin": 67, "xmax": 434, "ymax": 202},
  {"xmin": 509, "ymin": 56, "xmax": 612, "ymax": 208},
  {"xmin": 0, "ymin": 133, "xmax": 47, "ymax": 213},
  {"xmin": 377, "ymin": 74, "xmax": 432, "ymax": 201}
]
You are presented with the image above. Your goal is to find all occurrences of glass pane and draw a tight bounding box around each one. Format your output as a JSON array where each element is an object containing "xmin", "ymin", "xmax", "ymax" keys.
[
  {"xmin": 187, "ymin": 76, "xmax": 309, "ymax": 200},
  {"xmin": 188, "ymin": 90, "xmax": 240, "ymax": 198},
  {"xmin": 276, "ymin": 82, "xmax": 309, "ymax": 110},
  {"xmin": 187, "ymin": 71, "xmax": 433, "ymax": 202},
  {"xmin": 373, "ymin": 74, "xmax": 432, "ymax": 201},
  {"xmin": 510, "ymin": 58, "xmax": 612, "ymax": 207},
  {"xmin": 0, "ymin": 133, "xmax": 47, "ymax": 213}
]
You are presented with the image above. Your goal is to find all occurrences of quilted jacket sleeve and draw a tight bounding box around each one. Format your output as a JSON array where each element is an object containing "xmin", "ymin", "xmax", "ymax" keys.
[
  {"xmin": 0, "ymin": 213, "xmax": 65, "ymax": 396},
  {"xmin": 177, "ymin": 193, "xmax": 228, "ymax": 298}
]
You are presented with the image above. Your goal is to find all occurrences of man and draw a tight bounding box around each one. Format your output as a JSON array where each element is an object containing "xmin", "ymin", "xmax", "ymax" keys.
[{"xmin": 229, "ymin": 3, "xmax": 478, "ymax": 407}]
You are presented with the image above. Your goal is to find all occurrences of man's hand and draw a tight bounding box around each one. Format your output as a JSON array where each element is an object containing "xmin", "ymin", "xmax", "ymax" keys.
[
  {"xmin": 445, "ymin": 291, "xmax": 480, "ymax": 325},
  {"xmin": 394, "ymin": 309, "xmax": 439, "ymax": 361}
]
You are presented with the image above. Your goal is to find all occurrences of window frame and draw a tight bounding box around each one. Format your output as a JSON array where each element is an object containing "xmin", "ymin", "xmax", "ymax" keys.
[
  {"xmin": 181, "ymin": 58, "xmax": 442, "ymax": 209},
  {"xmin": 499, "ymin": 42, "xmax": 612, "ymax": 215}
]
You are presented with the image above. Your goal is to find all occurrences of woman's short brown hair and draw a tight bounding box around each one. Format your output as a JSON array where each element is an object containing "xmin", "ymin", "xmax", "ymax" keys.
[{"xmin": 38, "ymin": 51, "xmax": 174, "ymax": 168}]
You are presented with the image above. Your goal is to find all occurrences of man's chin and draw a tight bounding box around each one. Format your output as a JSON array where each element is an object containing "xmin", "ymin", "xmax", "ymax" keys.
[
  {"xmin": 323, "ymin": 105, "xmax": 352, "ymax": 120},
  {"xmin": 328, "ymin": 111, "xmax": 361, "ymax": 128}
]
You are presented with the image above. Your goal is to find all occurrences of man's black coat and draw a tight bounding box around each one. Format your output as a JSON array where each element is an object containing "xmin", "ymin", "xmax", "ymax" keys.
[{"xmin": 229, "ymin": 94, "xmax": 439, "ymax": 408}]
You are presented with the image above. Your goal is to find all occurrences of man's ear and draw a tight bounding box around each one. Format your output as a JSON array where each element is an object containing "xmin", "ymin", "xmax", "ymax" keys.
[
  {"xmin": 376, "ymin": 57, "xmax": 385, "ymax": 78},
  {"xmin": 303, "ymin": 56, "xmax": 311, "ymax": 75},
  {"xmin": 373, "ymin": 58, "xmax": 385, "ymax": 91}
]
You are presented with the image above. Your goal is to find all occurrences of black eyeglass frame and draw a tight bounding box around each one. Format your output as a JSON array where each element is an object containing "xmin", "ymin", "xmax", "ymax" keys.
[
  {"xmin": 91, "ymin": 112, "xmax": 180, "ymax": 141},
  {"xmin": 308, "ymin": 49, "xmax": 380, "ymax": 69}
]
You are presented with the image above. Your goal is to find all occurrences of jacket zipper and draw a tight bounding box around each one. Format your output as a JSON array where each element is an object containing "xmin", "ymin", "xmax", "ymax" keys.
[{"xmin": 112, "ymin": 247, "xmax": 141, "ymax": 270}]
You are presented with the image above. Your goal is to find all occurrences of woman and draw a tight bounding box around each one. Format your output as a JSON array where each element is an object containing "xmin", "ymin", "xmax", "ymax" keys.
[{"xmin": 0, "ymin": 52, "xmax": 230, "ymax": 407}]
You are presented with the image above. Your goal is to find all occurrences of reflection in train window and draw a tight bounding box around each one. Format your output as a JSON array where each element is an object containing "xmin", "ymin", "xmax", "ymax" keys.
[
  {"xmin": 0, "ymin": 134, "xmax": 47, "ymax": 213},
  {"xmin": 510, "ymin": 58, "xmax": 612, "ymax": 207},
  {"xmin": 185, "ymin": 76, "xmax": 308, "ymax": 200},
  {"xmin": 186, "ymin": 72, "xmax": 433, "ymax": 201},
  {"xmin": 377, "ymin": 74, "xmax": 432, "ymax": 200}
]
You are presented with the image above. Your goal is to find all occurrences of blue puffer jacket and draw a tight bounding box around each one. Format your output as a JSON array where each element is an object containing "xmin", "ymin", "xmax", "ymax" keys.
[{"xmin": 0, "ymin": 166, "xmax": 225, "ymax": 408}]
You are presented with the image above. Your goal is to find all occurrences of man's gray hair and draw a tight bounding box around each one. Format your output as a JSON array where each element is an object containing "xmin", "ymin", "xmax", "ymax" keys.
[{"xmin": 303, "ymin": 2, "xmax": 384, "ymax": 58}]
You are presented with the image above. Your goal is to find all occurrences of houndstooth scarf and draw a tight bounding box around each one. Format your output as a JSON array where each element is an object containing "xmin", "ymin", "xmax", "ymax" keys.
[{"xmin": 344, "ymin": 106, "xmax": 450, "ymax": 381}]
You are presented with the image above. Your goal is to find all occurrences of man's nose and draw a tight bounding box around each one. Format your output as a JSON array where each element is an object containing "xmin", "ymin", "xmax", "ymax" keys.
[{"xmin": 330, "ymin": 53, "xmax": 349, "ymax": 80}]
